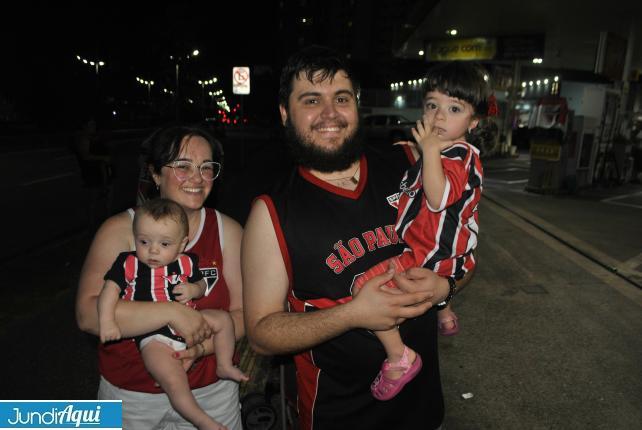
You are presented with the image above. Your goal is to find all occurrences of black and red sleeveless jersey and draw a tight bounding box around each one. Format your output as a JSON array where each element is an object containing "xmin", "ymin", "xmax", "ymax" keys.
[{"xmin": 260, "ymin": 146, "xmax": 445, "ymax": 430}]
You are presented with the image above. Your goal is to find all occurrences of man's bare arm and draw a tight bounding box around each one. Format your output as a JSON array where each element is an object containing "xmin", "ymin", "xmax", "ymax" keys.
[{"xmin": 242, "ymin": 199, "xmax": 434, "ymax": 356}]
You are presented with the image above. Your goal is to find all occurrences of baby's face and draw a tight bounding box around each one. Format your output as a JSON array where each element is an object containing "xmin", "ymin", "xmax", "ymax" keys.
[{"xmin": 134, "ymin": 214, "xmax": 187, "ymax": 268}]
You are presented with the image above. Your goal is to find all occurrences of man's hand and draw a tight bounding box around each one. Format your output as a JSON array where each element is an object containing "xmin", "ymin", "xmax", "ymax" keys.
[
  {"xmin": 349, "ymin": 268, "xmax": 434, "ymax": 331},
  {"xmin": 393, "ymin": 267, "xmax": 450, "ymax": 306}
]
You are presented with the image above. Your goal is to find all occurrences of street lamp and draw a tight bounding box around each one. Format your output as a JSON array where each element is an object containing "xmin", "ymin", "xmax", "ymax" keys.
[
  {"xmin": 76, "ymin": 55, "xmax": 106, "ymax": 75},
  {"xmin": 198, "ymin": 77, "xmax": 218, "ymax": 115},
  {"xmin": 135, "ymin": 77, "xmax": 155, "ymax": 102},
  {"xmin": 170, "ymin": 49, "xmax": 199, "ymax": 120}
]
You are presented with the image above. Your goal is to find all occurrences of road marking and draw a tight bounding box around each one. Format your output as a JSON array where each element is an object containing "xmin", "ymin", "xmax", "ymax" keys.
[
  {"xmin": 484, "ymin": 178, "xmax": 529, "ymax": 185},
  {"xmin": 22, "ymin": 172, "xmax": 76, "ymax": 186},
  {"xmin": 623, "ymin": 252, "xmax": 642, "ymax": 270},
  {"xmin": 601, "ymin": 191, "xmax": 642, "ymax": 209},
  {"xmin": 483, "ymin": 191, "xmax": 642, "ymax": 306}
]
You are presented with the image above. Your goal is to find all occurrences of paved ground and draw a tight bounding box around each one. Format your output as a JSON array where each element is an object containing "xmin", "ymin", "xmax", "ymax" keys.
[{"xmin": 0, "ymin": 147, "xmax": 640, "ymax": 429}]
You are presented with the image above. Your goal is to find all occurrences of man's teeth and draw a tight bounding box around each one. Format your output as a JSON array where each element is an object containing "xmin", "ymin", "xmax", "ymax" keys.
[
  {"xmin": 316, "ymin": 127, "xmax": 341, "ymax": 132},
  {"xmin": 183, "ymin": 187, "xmax": 202, "ymax": 193}
]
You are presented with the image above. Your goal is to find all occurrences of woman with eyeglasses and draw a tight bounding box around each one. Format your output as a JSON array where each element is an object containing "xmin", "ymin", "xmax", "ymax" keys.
[{"xmin": 76, "ymin": 125, "xmax": 245, "ymax": 430}]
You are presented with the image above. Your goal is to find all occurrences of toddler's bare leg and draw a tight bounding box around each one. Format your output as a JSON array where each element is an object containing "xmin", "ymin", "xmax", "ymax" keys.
[
  {"xmin": 202, "ymin": 310, "xmax": 249, "ymax": 382},
  {"xmin": 375, "ymin": 328, "xmax": 417, "ymax": 380},
  {"xmin": 141, "ymin": 340, "xmax": 227, "ymax": 430}
]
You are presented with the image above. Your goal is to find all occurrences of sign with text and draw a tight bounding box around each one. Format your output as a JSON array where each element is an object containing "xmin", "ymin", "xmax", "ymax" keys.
[
  {"xmin": 427, "ymin": 38, "xmax": 497, "ymax": 61},
  {"xmin": 0, "ymin": 400, "xmax": 122, "ymax": 429},
  {"xmin": 232, "ymin": 67, "xmax": 250, "ymax": 95}
]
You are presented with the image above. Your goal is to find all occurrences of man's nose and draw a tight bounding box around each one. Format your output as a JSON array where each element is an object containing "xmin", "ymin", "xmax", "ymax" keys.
[{"xmin": 320, "ymin": 100, "xmax": 338, "ymax": 118}]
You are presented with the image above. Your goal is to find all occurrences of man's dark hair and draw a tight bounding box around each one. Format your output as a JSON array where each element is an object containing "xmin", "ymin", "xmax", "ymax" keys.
[
  {"xmin": 423, "ymin": 61, "xmax": 490, "ymax": 116},
  {"xmin": 278, "ymin": 45, "xmax": 360, "ymax": 109}
]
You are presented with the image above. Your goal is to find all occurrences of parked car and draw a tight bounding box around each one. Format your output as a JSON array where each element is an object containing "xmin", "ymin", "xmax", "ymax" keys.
[{"xmin": 362, "ymin": 114, "xmax": 415, "ymax": 144}]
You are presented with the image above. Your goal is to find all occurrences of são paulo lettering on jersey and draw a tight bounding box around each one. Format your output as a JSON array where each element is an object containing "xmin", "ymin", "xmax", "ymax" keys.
[{"xmin": 325, "ymin": 224, "xmax": 401, "ymax": 274}]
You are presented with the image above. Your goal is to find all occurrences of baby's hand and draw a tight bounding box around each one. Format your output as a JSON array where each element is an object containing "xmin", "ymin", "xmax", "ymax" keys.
[
  {"xmin": 412, "ymin": 120, "xmax": 453, "ymax": 152},
  {"xmin": 173, "ymin": 282, "xmax": 201, "ymax": 304},
  {"xmin": 100, "ymin": 321, "xmax": 122, "ymax": 343}
]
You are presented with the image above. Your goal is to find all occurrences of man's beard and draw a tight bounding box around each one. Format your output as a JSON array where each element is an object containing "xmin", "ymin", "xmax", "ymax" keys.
[{"xmin": 283, "ymin": 118, "xmax": 364, "ymax": 173}]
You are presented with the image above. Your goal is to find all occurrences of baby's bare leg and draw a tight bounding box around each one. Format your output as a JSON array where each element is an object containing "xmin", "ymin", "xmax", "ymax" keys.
[
  {"xmin": 141, "ymin": 340, "xmax": 227, "ymax": 430},
  {"xmin": 201, "ymin": 310, "xmax": 249, "ymax": 382}
]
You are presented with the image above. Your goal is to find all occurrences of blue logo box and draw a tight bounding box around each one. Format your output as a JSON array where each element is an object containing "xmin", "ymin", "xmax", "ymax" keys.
[{"xmin": 0, "ymin": 401, "xmax": 122, "ymax": 429}]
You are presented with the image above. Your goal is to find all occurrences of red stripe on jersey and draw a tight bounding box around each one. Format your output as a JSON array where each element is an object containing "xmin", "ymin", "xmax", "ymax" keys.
[
  {"xmin": 177, "ymin": 254, "xmax": 192, "ymax": 281},
  {"xmin": 297, "ymin": 155, "xmax": 368, "ymax": 200},
  {"xmin": 401, "ymin": 143, "xmax": 416, "ymax": 165},
  {"xmin": 122, "ymin": 254, "xmax": 137, "ymax": 301},
  {"xmin": 293, "ymin": 352, "xmax": 320, "ymax": 430},
  {"xmin": 258, "ymin": 195, "xmax": 293, "ymax": 286},
  {"xmin": 151, "ymin": 266, "xmax": 170, "ymax": 302}
]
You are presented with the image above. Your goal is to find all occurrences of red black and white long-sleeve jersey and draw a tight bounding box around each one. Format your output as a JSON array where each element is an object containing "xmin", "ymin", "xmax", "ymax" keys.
[{"xmin": 396, "ymin": 141, "xmax": 483, "ymax": 280}]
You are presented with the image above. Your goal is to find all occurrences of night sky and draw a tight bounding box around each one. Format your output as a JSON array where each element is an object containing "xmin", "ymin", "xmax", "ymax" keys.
[{"xmin": 2, "ymin": 1, "xmax": 281, "ymax": 131}]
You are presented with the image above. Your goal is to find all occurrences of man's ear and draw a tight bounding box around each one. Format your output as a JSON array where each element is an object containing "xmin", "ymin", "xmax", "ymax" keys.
[{"xmin": 279, "ymin": 105, "xmax": 288, "ymax": 126}]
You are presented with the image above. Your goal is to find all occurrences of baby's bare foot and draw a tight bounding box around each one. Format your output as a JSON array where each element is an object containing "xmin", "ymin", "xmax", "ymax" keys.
[{"xmin": 217, "ymin": 364, "xmax": 249, "ymax": 382}]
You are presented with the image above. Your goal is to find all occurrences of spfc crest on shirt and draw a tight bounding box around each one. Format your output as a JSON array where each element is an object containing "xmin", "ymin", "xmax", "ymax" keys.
[
  {"xmin": 387, "ymin": 192, "xmax": 401, "ymax": 209},
  {"xmin": 200, "ymin": 267, "xmax": 219, "ymax": 296}
]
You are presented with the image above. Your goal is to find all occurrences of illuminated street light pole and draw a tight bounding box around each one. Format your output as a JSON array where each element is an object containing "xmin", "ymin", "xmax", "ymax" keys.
[
  {"xmin": 135, "ymin": 77, "xmax": 155, "ymax": 102},
  {"xmin": 198, "ymin": 77, "xmax": 218, "ymax": 117},
  {"xmin": 170, "ymin": 49, "xmax": 199, "ymax": 120},
  {"xmin": 76, "ymin": 55, "xmax": 106, "ymax": 113},
  {"xmin": 76, "ymin": 55, "xmax": 106, "ymax": 75}
]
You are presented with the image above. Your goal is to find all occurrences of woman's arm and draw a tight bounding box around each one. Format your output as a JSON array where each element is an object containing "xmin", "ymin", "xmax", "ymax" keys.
[
  {"xmin": 75, "ymin": 211, "xmax": 212, "ymax": 346},
  {"xmin": 220, "ymin": 212, "xmax": 244, "ymax": 340}
]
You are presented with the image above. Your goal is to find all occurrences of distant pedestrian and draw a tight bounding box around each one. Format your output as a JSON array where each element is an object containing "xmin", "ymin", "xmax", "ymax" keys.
[{"xmin": 73, "ymin": 118, "xmax": 112, "ymax": 191}]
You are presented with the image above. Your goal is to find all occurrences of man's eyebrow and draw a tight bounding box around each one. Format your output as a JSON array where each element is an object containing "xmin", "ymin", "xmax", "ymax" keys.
[
  {"xmin": 296, "ymin": 91, "xmax": 321, "ymax": 101},
  {"xmin": 296, "ymin": 89, "xmax": 354, "ymax": 101}
]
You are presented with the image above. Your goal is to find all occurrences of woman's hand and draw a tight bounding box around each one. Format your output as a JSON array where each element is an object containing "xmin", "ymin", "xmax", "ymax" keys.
[
  {"xmin": 173, "ymin": 342, "xmax": 207, "ymax": 372},
  {"xmin": 168, "ymin": 304, "xmax": 213, "ymax": 347}
]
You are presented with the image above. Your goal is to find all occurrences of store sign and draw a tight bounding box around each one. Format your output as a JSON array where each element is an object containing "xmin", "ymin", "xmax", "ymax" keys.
[
  {"xmin": 427, "ymin": 38, "xmax": 496, "ymax": 61},
  {"xmin": 530, "ymin": 142, "xmax": 561, "ymax": 161}
]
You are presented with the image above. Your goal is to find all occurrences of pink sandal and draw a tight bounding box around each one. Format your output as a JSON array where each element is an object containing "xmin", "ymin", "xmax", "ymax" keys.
[
  {"xmin": 438, "ymin": 313, "xmax": 460, "ymax": 336},
  {"xmin": 371, "ymin": 346, "xmax": 422, "ymax": 401}
]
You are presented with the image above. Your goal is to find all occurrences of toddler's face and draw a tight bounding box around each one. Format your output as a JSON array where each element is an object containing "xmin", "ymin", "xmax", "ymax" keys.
[
  {"xmin": 134, "ymin": 214, "xmax": 188, "ymax": 268},
  {"xmin": 422, "ymin": 90, "xmax": 478, "ymax": 141}
]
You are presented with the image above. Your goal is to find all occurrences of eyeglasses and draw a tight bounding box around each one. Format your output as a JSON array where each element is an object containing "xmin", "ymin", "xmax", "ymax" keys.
[{"xmin": 164, "ymin": 160, "xmax": 221, "ymax": 182}]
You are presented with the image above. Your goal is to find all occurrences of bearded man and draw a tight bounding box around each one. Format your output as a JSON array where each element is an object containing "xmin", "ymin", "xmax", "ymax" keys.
[{"xmin": 242, "ymin": 45, "xmax": 472, "ymax": 430}]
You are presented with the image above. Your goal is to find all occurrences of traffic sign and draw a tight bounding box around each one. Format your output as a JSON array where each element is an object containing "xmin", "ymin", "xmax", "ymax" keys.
[{"xmin": 233, "ymin": 66, "xmax": 250, "ymax": 95}]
